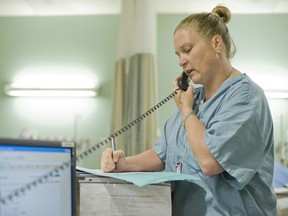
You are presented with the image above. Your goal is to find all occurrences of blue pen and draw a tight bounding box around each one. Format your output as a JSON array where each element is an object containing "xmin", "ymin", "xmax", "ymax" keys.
[
  {"xmin": 111, "ymin": 136, "xmax": 116, "ymax": 152},
  {"xmin": 111, "ymin": 136, "xmax": 117, "ymax": 172}
]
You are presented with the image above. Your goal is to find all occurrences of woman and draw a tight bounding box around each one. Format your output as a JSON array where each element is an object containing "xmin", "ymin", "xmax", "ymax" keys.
[{"xmin": 101, "ymin": 5, "xmax": 277, "ymax": 215}]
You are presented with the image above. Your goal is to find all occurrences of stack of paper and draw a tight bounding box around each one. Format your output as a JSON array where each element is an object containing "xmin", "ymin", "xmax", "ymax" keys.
[{"xmin": 76, "ymin": 166, "xmax": 200, "ymax": 187}]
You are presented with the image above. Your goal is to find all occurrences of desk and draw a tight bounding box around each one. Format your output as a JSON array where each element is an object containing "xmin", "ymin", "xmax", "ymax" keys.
[{"xmin": 77, "ymin": 175, "xmax": 171, "ymax": 216}]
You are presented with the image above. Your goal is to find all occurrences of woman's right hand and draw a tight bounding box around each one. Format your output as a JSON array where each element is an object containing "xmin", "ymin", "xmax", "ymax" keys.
[{"xmin": 101, "ymin": 148, "xmax": 126, "ymax": 173}]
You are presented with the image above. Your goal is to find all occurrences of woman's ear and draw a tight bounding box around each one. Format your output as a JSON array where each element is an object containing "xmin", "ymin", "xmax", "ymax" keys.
[{"xmin": 212, "ymin": 35, "xmax": 223, "ymax": 53}]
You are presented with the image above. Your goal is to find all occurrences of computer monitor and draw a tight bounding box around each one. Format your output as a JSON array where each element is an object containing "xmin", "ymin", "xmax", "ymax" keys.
[{"xmin": 0, "ymin": 138, "xmax": 77, "ymax": 216}]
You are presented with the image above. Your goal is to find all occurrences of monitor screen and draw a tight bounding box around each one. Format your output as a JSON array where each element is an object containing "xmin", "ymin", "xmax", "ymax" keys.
[{"xmin": 0, "ymin": 138, "xmax": 77, "ymax": 216}]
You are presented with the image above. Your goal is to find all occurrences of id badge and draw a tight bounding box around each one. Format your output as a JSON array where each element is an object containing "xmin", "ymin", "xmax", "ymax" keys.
[{"xmin": 176, "ymin": 161, "xmax": 182, "ymax": 174}]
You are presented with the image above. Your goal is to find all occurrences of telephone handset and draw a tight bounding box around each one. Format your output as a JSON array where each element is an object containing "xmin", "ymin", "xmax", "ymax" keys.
[
  {"xmin": 2, "ymin": 72, "xmax": 186, "ymax": 205},
  {"xmin": 178, "ymin": 72, "xmax": 191, "ymax": 91}
]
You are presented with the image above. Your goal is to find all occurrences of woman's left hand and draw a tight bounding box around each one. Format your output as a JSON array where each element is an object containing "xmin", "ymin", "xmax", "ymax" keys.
[{"xmin": 172, "ymin": 74, "xmax": 195, "ymax": 115}]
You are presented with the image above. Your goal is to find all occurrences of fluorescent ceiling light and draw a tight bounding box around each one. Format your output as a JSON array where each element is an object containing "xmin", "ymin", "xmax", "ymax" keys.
[
  {"xmin": 264, "ymin": 89, "xmax": 288, "ymax": 99},
  {"xmin": 4, "ymin": 84, "xmax": 99, "ymax": 97}
]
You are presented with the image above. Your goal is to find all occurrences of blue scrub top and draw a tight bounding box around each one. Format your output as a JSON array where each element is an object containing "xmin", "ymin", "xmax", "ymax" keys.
[{"xmin": 153, "ymin": 74, "xmax": 277, "ymax": 216}]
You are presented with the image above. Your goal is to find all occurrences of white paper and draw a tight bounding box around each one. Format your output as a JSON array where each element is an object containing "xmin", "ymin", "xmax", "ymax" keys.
[
  {"xmin": 79, "ymin": 181, "xmax": 171, "ymax": 216},
  {"xmin": 76, "ymin": 166, "xmax": 200, "ymax": 187}
]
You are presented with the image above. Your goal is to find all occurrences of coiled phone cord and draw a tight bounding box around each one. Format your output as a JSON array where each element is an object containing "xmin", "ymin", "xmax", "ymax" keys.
[
  {"xmin": 1, "ymin": 89, "xmax": 180, "ymax": 205},
  {"xmin": 77, "ymin": 88, "xmax": 179, "ymax": 162}
]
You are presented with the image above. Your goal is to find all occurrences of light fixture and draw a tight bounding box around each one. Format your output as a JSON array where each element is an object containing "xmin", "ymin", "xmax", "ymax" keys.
[
  {"xmin": 4, "ymin": 84, "xmax": 99, "ymax": 97},
  {"xmin": 264, "ymin": 89, "xmax": 288, "ymax": 99}
]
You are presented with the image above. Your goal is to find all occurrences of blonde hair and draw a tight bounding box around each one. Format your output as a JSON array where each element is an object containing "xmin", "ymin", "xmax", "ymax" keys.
[{"xmin": 174, "ymin": 5, "xmax": 236, "ymax": 59}]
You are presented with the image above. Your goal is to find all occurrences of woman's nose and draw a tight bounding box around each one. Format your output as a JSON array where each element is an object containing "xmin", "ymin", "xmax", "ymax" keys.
[{"xmin": 179, "ymin": 55, "xmax": 188, "ymax": 67}]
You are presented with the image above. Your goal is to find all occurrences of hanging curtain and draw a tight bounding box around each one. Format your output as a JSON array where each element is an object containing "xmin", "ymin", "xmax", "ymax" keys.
[
  {"xmin": 110, "ymin": 58, "xmax": 126, "ymax": 149},
  {"xmin": 110, "ymin": 0, "xmax": 157, "ymax": 156},
  {"xmin": 123, "ymin": 53, "xmax": 157, "ymax": 156}
]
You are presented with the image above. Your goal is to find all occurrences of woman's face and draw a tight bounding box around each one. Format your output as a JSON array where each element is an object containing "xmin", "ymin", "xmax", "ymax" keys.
[{"xmin": 174, "ymin": 26, "xmax": 217, "ymax": 86}]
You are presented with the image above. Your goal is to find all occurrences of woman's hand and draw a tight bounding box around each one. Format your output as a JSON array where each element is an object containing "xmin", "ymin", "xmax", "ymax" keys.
[
  {"xmin": 172, "ymin": 73, "xmax": 195, "ymax": 115},
  {"xmin": 101, "ymin": 148, "xmax": 126, "ymax": 173}
]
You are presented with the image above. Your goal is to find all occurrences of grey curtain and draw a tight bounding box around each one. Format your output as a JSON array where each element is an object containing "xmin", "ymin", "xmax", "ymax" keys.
[
  {"xmin": 123, "ymin": 53, "xmax": 157, "ymax": 156},
  {"xmin": 110, "ymin": 58, "xmax": 127, "ymax": 149}
]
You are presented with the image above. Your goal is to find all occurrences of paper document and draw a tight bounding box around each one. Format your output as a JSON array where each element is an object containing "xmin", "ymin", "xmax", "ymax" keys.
[
  {"xmin": 77, "ymin": 166, "xmax": 200, "ymax": 187},
  {"xmin": 79, "ymin": 182, "xmax": 171, "ymax": 216}
]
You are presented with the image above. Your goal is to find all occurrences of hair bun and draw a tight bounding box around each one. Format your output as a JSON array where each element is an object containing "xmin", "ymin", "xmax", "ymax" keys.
[{"xmin": 211, "ymin": 5, "xmax": 231, "ymax": 24}]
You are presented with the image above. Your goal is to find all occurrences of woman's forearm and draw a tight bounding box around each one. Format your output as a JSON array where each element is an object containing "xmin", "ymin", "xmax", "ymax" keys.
[{"xmin": 125, "ymin": 149, "xmax": 164, "ymax": 172}]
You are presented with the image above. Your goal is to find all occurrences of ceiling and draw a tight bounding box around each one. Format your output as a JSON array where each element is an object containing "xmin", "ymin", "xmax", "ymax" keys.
[{"xmin": 0, "ymin": 0, "xmax": 287, "ymax": 16}]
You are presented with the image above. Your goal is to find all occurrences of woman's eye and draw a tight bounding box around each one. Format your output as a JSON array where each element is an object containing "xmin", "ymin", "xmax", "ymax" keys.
[{"xmin": 184, "ymin": 47, "xmax": 192, "ymax": 53}]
